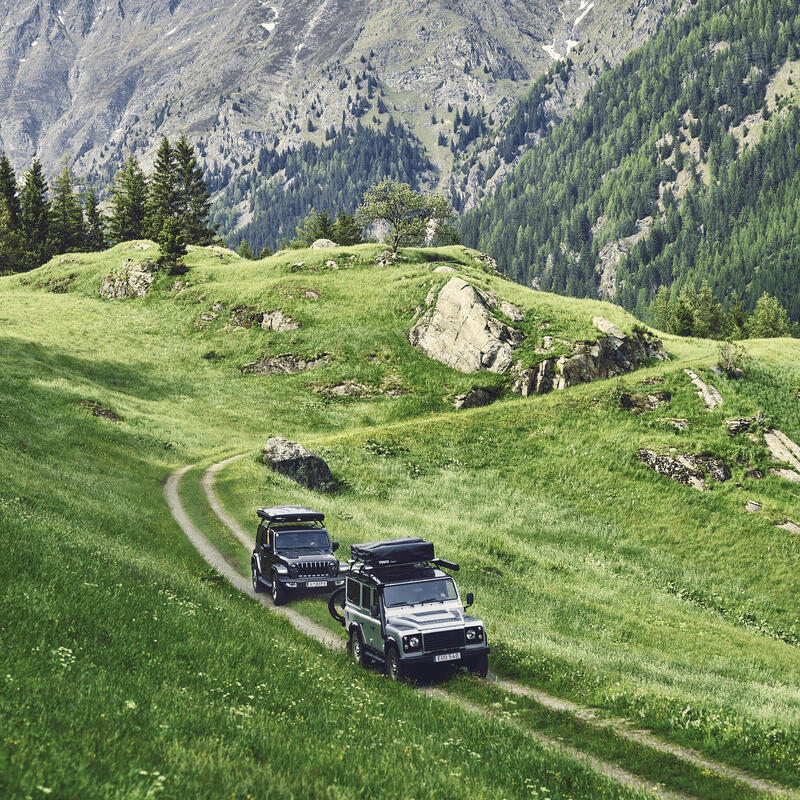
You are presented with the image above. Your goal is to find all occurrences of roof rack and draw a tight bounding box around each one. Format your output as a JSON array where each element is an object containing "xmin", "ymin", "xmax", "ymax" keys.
[{"xmin": 257, "ymin": 505, "xmax": 325, "ymax": 524}]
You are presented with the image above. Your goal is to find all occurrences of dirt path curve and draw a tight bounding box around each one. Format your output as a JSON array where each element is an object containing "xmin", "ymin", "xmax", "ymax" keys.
[{"xmin": 174, "ymin": 459, "xmax": 799, "ymax": 800}]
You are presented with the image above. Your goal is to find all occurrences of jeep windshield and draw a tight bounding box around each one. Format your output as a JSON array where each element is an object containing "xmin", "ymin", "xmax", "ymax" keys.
[
  {"xmin": 383, "ymin": 578, "xmax": 458, "ymax": 607},
  {"xmin": 275, "ymin": 531, "xmax": 330, "ymax": 551}
]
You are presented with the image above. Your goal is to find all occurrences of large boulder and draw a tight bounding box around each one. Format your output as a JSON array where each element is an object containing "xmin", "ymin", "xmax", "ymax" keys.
[
  {"xmin": 409, "ymin": 277, "xmax": 523, "ymax": 373},
  {"xmin": 260, "ymin": 437, "xmax": 334, "ymax": 491},
  {"xmin": 260, "ymin": 310, "xmax": 301, "ymax": 332},
  {"xmin": 310, "ymin": 238, "xmax": 337, "ymax": 249}
]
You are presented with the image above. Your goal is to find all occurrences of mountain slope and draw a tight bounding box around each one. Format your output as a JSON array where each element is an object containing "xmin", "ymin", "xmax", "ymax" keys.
[{"xmin": 461, "ymin": 0, "xmax": 800, "ymax": 321}]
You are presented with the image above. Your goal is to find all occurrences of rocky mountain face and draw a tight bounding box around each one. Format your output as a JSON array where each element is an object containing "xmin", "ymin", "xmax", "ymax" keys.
[{"xmin": 0, "ymin": 0, "xmax": 671, "ymax": 207}]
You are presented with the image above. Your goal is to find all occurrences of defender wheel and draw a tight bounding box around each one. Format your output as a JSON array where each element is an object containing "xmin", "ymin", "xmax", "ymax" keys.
[
  {"xmin": 252, "ymin": 564, "xmax": 264, "ymax": 594},
  {"xmin": 349, "ymin": 628, "xmax": 367, "ymax": 667},
  {"xmin": 271, "ymin": 573, "xmax": 288, "ymax": 606},
  {"xmin": 469, "ymin": 653, "xmax": 489, "ymax": 678},
  {"xmin": 386, "ymin": 646, "xmax": 404, "ymax": 682}
]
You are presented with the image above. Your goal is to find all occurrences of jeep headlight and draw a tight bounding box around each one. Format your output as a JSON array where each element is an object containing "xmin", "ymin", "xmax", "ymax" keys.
[
  {"xmin": 402, "ymin": 635, "xmax": 421, "ymax": 652},
  {"xmin": 288, "ymin": 562, "xmax": 300, "ymax": 576},
  {"xmin": 466, "ymin": 626, "xmax": 483, "ymax": 642},
  {"xmin": 329, "ymin": 561, "xmax": 339, "ymax": 575}
]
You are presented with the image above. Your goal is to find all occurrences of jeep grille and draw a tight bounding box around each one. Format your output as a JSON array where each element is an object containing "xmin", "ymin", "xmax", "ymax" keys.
[
  {"xmin": 297, "ymin": 560, "xmax": 330, "ymax": 577},
  {"xmin": 423, "ymin": 629, "xmax": 466, "ymax": 652}
]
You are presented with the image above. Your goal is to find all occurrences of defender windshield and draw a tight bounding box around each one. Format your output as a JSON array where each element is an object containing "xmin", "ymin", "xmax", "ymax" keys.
[
  {"xmin": 383, "ymin": 578, "xmax": 458, "ymax": 607},
  {"xmin": 275, "ymin": 531, "xmax": 331, "ymax": 551}
]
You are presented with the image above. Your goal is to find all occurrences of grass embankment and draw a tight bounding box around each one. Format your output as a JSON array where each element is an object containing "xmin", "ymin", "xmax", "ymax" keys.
[{"xmin": 1, "ymin": 241, "xmax": 798, "ymax": 796}]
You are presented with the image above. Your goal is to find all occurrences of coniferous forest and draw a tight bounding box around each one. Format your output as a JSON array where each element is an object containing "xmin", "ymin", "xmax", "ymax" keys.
[{"xmin": 460, "ymin": 0, "xmax": 800, "ymax": 323}]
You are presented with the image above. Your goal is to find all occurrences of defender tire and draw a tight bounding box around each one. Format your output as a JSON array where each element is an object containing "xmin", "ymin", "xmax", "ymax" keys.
[
  {"xmin": 271, "ymin": 573, "xmax": 288, "ymax": 606},
  {"xmin": 252, "ymin": 563, "xmax": 264, "ymax": 594},
  {"xmin": 385, "ymin": 645, "xmax": 404, "ymax": 682},
  {"xmin": 468, "ymin": 653, "xmax": 489, "ymax": 678},
  {"xmin": 349, "ymin": 628, "xmax": 367, "ymax": 668}
]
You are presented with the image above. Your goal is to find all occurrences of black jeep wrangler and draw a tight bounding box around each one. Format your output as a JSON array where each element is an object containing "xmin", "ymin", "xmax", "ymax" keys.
[{"xmin": 251, "ymin": 505, "xmax": 345, "ymax": 605}]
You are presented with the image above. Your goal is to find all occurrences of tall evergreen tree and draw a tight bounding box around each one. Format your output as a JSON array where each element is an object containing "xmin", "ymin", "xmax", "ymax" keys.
[
  {"xmin": 108, "ymin": 155, "xmax": 147, "ymax": 244},
  {"xmin": 157, "ymin": 215, "xmax": 187, "ymax": 269},
  {"xmin": 50, "ymin": 164, "xmax": 85, "ymax": 254},
  {"xmin": 0, "ymin": 197, "xmax": 23, "ymax": 273},
  {"xmin": 146, "ymin": 137, "xmax": 179, "ymax": 240},
  {"xmin": 174, "ymin": 135, "xmax": 212, "ymax": 244},
  {"xmin": 0, "ymin": 153, "xmax": 20, "ymax": 228},
  {"xmin": 84, "ymin": 188, "xmax": 107, "ymax": 251},
  {"xmin": 19, "ymin": 159, "xmax": 52, "ymax": 270}
]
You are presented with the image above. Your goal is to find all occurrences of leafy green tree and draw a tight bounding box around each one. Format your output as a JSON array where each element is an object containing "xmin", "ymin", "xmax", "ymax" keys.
[
  {"xmin": 237, "ymin": 239, "xmax": 254, "ymax": 259},
  {"xmin": 747, "ymin": 293, "xmax": 796, "ymax": 338},
  {"xmin": 83, "ymin": 188, "xmax": 107, "ymax": 251},
  {"xmin": 355, "ymin": 180, "xmax": 453, "ymax": 253},
  {"xmin": 294, "ymin": 209, "xmax": 336, "ymax": 246},
  {"xmin": 146, "ymin": 137, "xmax": 178, "ymax": 240},
  {"xmin": 49, "ymin": 164, "xmax": 85, "ymax": 254},
  {"xmin": 174, "ymin": 135, "xmax": 212, "ymax": 245},
  {"xmin": 19, "ymin": 159, "xmax": 52, "ymax": 270},
  {"xmin": 330, "ymin": 211, "xmax": 363, "ymax": 246},
  {"xmin": 0, "ymin": 153, "xmax": 20, "ymax": 228},
  {"xmin": 109, "ymin": 156, "xmax": 148, "ymax": 244},
  {"xmin": 157, "ymin": 216, "xmax": 187, "ymax": 269}
]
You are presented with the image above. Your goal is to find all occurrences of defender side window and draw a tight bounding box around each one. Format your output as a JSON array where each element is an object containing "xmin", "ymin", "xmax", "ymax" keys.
[
  {"xmin": 346, "ymin": 579, "xmax": 360, "ymax": 605},
  {"xmin": 361, "ymin": 584, "xmax": 371, "ymax": 609}
]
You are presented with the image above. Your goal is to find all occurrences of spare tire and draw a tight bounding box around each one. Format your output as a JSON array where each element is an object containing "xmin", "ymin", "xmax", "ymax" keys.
[{"xmin": 328, "ymin": 586, "xmax": 346, "ymax": 626}]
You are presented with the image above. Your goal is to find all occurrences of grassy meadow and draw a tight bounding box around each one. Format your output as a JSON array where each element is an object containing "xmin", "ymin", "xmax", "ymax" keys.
[{"xmin": 1, "ymin": 241, "xmax": 799, "ymax": 797}]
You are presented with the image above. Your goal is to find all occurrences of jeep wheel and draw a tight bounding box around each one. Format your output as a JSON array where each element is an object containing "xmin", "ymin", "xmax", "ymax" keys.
[
  {"xmin": 251, "ymin": 564, "xmax": 264, "ymax": 594},
  {"xmin": 271, "ymin": 573, "xmax": 288, "ymax": 606},
  {"xmin": 386, "ymin": 646, "xmax": 404, "ymax": 682},
  {"xmin": 349, "ymin": 628, "xmax": 367, "ymax": 667},
  {"xmin": 468, "ymin": 653, "xmax": 489, "ymax": 678}
]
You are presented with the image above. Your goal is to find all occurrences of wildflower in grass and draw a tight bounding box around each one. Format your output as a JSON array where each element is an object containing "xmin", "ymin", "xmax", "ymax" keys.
[
  {"xmin": 36, "ymin": 787, "xmax": 52, "ymax": 795},
  {"xmin": 125, "ymin": 700, "xmax": 137, "ymax": 710}
]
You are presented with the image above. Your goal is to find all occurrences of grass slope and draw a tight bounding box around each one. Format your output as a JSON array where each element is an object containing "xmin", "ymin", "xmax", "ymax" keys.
[{"xmin": 1, "ymin": 242, "xmax": 798, "ymax": 797}]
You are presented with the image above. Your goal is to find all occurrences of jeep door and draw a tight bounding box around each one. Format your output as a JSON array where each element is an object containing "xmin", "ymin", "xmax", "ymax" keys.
[{"xmin": 360, "ymin": 584, "xmax": 384, "ymax": 655}]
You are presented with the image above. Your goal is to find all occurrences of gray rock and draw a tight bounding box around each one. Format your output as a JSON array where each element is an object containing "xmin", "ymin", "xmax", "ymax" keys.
[
  {"xmin": 745, "ymin": 500, "xmax": 763, "ymax": 513},
  {"xmin": 260, "ymin": 437, "xmax": 334, "ymax": 491},
  {"xmin": 433, "ymin": 265, "xmax": 458, "ymax": 274},
  {"xmin": 726, "ymin": 418, "xmax": 755, "ymax": 435},
  {"xmin": 764, "ymin": 429, "xmax": 800, "ymax": 472},
  {"xmin": 660, "ymin": 418, "xmax": 690, "ymax": 431},
  {"xmin": 311, "ymin": 239, "xmax": 337, "ymax": 249},
  {"xmin": 778, "ymin": 519, "xmax": 800, "ymax": 534},
  {"xmin": 636, "ymin": 449, "xmax": 731, "ymax": 491},
  {"xmin": 409, "ymin": 277, "xmax": 522, "ymax": 374},
  {"xmin": 240, "ymin": 353, "xmax": 331, "ymax": 375},
  {"xmin": 511, "ymin": 359, "xmax": 555, "ymax": 397},
  {"xmin": 260, "ymin": 310, "xmax": 301, "ymax": 332},
  {"xmin": 99, "ymin": 259, "xmax": 158, "ymax": 300},
  {"xmin": 453, "ymin": 385, "xmax": 501, "ymax": 410},
  {"xmin": 592, "ymin": 316, "xmax": 625, "ymax": 342},
  {"xmin": 620, "ymin": 391, "xmax": 671, "ymax": 414},
  {"xmin": 684, "ymin": 369, "xmax": 723, "ymax": 411},
  {"xmin": 499, "ymin": 300, "xmax": 524, "ymax": 322}
]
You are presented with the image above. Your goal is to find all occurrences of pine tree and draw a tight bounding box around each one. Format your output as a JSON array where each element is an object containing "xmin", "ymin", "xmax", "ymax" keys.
[
  {"xmin": 84, "ymin": 188, "xmax": 107, "ymax": 251},
  {"xmin": 174, "ymin": 135, "xmax": 212, "ymax": 244},
  {"xmin": 237, "ymin": 239, "xmax": 254, "ymax": 259},
  {"xmin": 157, "ymin": 215, "xmax": 187, "ymax": 269},
  {"xmin": 19, "ymin": 159, "xmax": 52, "ymax": 270},
  {"xmin": 50, "ymin": 164, "xmax": 85, "ymax": 254},
  {"xmin": 108, "ymin": 155, "xmax": 147, "ymax": 244},
  {"xmin": 331, "ymin": 211, "xmax": 363, "ymax": 246},
  {"xmin": 0, "ymin": 153, "xmax": 20, "ymax": 228},
  {"xmin": 0, "ymin": 197, "xmax": 23, "ymax": 273},
  {"xmin": 146, "ymin": 137, "xmax": 178, "ymax": 240},
  {"xmin": 258, "ymin": 244, "xmax": 273, "ymax": 259}
]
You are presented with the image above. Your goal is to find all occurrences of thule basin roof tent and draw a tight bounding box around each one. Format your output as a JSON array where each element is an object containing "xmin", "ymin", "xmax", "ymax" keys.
[
  {"xmin": 257, "ymin": 505, "xmax": 325, "ymax": 524},
  {"xmin": 349, "ymin": 537, "xmax": 459, "ymax": 573}
]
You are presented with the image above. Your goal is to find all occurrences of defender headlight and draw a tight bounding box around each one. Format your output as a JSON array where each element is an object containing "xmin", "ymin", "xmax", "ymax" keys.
[
  {"xmin": 288, "ymin": 563, "xmax": 300, "ymax": 576},
  {"xmin": 466, "ymin": 626, "xmax": 483, "ymax": 642},
  {"xmin": 403, "ymin": 635, "xmax": 421, "ymax": 652}
]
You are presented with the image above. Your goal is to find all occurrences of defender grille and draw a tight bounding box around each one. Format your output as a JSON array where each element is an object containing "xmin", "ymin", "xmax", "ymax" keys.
[
  {"xmin": 297, "ymin": 561, "xmax": 329, "ymax": 577},
  {"xmin": 423, "ymin": 629, "xmax": 466, "ymax": 652}
]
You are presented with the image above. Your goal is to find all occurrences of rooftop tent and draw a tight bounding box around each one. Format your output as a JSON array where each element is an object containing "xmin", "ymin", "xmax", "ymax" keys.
[
  {"xmin": 257, "ymin": 505, "xmax": 325, "ymax": 523},
  {"xmin": 350, "ymin": 538, "xmax": 435, "ymax": 567}
]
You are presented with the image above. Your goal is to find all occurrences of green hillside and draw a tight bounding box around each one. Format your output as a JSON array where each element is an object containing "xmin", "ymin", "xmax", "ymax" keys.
[
  {"xmin": 1, "ymin": 243, "xmax": 799, "ymax": 798},
  {"xmin": 461, "ymin": 0, "xmax": 800, "ymax": 322}
]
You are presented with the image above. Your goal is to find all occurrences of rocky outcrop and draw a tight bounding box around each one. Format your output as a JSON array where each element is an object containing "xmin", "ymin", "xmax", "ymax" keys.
[
  {"xmin": 764, "ymin": 429, "xmax": 800, "ymax": 473},
  {"xmin": 685, "ymin": 369, "xmax": 723, "ymax": 410},
  {"xmin": 409, "ymin": 277, "xmax": 523, "ymax": 374},
  {"xmin": 260, "ymin": 310, "xmax": 301, "ymax": 332},
  {"xmin": 453, "ymin": 386, "xmax": 502, "ymax": 410},
  {"xmin": 240, "ymin": 353, "xmax": 331, "ymax": 375},
  {"xmin": 311, "ymin": 239, "xmax": 337, "ymax": 249},
  {"xmin": 99, "ymin": 259, "xmax": 158, "ymax": 300},
  {"xmin": 636, "ymin": 449, "xmax": 732, "ymax": 491},
  {"xmin": 260, "ymin": 437, "xmax": 334, "ymax": 491},
  {"xmin": 511, "ymin": 318, "xmax": 667, "ymax": 397},
  {"xmin": 620, "ymin": 391, "xmax": 671, "ymax": 414}
]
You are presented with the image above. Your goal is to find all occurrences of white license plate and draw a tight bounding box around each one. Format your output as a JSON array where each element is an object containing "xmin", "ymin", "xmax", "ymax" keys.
[
  {"xmin": 307, "ymin": 581, "xmax": 327, "ymax": 588},
  {"xmin": 434, "ymin": 652, "xmax": 462, "ymax": 663}
]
